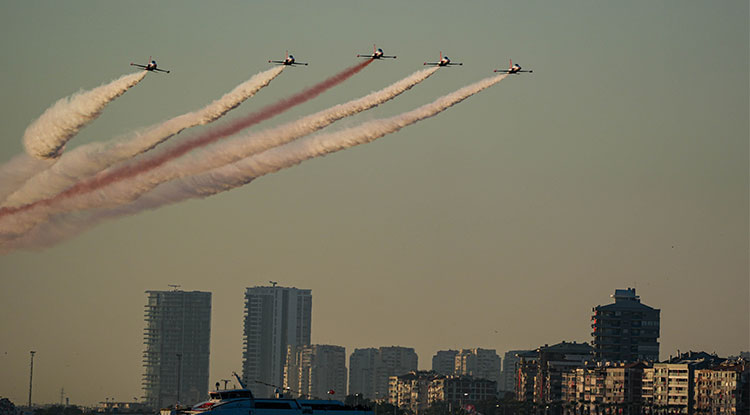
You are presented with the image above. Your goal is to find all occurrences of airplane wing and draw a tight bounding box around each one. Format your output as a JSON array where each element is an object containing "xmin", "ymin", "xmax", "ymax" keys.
[
  {"xmin": 494, "ymin": 69, "xmax": 533, "ymax": 73},
  {"xmin": 154, "ymin": 68, "xmax": 171, "ymax": 73},
  {"xmin": 423, "ymin": 62, "xmax": 440, "ymax": 65},
  {"xmin": 356, "ymin": 54, "xmax": 373, "ymax": 58},
  {"xmin": 448, "ymin": 62, "xmax": 463, "ymax": 66},
  {"xmin": 292, "ymin": 62, "xmax": 309, "ymax": 66},
  {"xmin": 381, "ymin": 55, "xmax": 397, "ymax": 59},
  {"xmin": 269, "ymin": 60, "xmax": 285, "ymax": 64},
  {"xmin": 130, "ymin": 63, "xmax": 148, "ymax": 69}
]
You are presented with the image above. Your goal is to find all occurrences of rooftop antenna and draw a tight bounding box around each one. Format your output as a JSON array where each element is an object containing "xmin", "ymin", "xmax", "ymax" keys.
[
  {"xmin": 168, "ymin": 284, "xmax": 181, "ymax": 291},
  {"xmin": 269, "ymin": 281, "xmax": 278, "ymax": 287}
]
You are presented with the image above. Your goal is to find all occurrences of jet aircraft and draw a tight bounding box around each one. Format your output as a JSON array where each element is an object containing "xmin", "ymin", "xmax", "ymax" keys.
[
  {"xmin": 130, "ymin": 57, "xmax": 170, "ymax": 73},
  {"xmin": 424, "ymin": 52, "xmax": 462, "ymax": 67},
  {"xmin": 494, "ymin": 59, "xmax": 532, "ymax": 74},
  {"xmin": 269, "ymin": 51, "xmax": 308, "ymax": 66},
  {"xmin": 357, "ymin": 44, "xmax": 396, "ymax": 60}
]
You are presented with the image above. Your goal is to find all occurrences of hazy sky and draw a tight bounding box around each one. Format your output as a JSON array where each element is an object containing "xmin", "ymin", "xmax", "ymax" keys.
[{"xmin": 0, "ymin": 0, "xmax": 747, "ymax": 407}]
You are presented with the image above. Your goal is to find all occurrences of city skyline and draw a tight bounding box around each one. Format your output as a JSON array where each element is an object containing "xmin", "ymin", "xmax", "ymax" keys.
[
  {"xmin": 1, "ymin": 0, "xmax": 747, "ymax": 408},
  {"xmin": 3, "ymin": 283, "xmax": 746, "ymax": 407}
]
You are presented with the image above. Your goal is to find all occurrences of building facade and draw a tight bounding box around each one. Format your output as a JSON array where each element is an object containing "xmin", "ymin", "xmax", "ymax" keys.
[
  {"xmin": 559, "ymin": 351, "xmax": 746, "ymax": 415},
  {"xmin": 694, "ymin": 358, "xmax": 749, "ymax": 414},
  {"xmin": 242, "ymin": 285, "xmax": 312, "ymax": 397},
  {"xmin": 500, "ymin": 350, "xmax": 533, "ymax": 394},
  {"xmin": 516, "ymin": 341, "xmax": 593, "ymax": 404},
  {"xmin": 432, "ymin": 350, "xmax": 459, "ymax": 376},
  {"xmin": 454, "ymin": 349, "xmax": 502, "ymax": 390},
  {"xmin": 562, "ymin": 362, "xmax": 648, "ymax": 414},
  {"xmin": 349, "ymin": 348, "xmax": 378, "ymax": 400},
  {"xmin": 388, "ymin": 371, "xmax": 437, "ymax": 414},
  {"xmin": 348, "ymin": 346, "xmax": 418, "ymax": 401},
  {"xmin": 591, "ymin": 288, "xmax": 660, "ymax": 363},
  {"xmin": 284, "ymin": 344, "xmax": 347, "ymax": 399},
  {"xmin": 427, "ymin": 375, "xmax": 497, "ymax": 407},
  {"xmin": 142, "ymin": 289, "xmax": 212, "ymax": 409}
]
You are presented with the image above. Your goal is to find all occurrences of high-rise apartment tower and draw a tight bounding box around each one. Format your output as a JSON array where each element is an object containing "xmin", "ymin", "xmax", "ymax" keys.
[
  {"xmin": 142, "ymin": 289, "xmax": 212, "ymax": 409},
  {"xmin": 242, "ymin": 285, "xmax": 312, "ymax": 397}
]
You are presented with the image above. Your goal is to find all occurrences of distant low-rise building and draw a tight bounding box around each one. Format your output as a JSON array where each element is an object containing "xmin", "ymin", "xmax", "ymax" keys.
[
  {"xmin": 349, "ymin": 346, "xmax": 418, "ymax": 401},
  {"xmin": 428, "ymin": 375, "xmax": 497, "ymax": 407},
  {"xmin": 284, "ymin": 344, "xmax": 347, "ymax": 399},
  {"xmin": 651, "ymin": 351, "xmax": 726, "ymax": 414},
  {"xmin": 694, "ymin": 357, "xmax": 748, "ymax": 414},
  {"xmin": 560, "ymin": 351, "xmax": 745, "ymax": 414},
  {"xmin": 516, "ymin": 341, "xmax": 593, "ymax": 404},
  {"xmin": 562, "ymin": 362, "xmax": 648, "ymax": 413},
  {"xmin": 431, "ymin": 350, "xmax": 458, "ymax": 376},
  {"xmin": 454, "ymin": 349, "xmax": 502, "ymax": 390},
  {"xmin": 96, "ymin": 401, "xmax": 150, "ymax": 414},
  {"xmin": 500, "ymin": 350, "xmax": 533, "ymax": 394},
  {"xmin": 388, "ymin": 371, "xmax": 437, "ymax": 414}
]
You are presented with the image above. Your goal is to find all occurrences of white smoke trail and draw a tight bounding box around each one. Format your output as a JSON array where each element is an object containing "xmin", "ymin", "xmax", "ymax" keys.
[
  {"xmin": 0, "ymin": 154, "xmax": 54, "ymax": 202},
  {"xmin": 0, "ymin": 73, "xmax": 503, "ymax": 252},
  {"xmin": 2, "ymin": 66, "xmax": 284, "ymax": 208},
  {"xmin": 0, "ymin": 68, "xmax": 438, "ymax": 240},
  {"xmin": 22, "ymin": 71, "xmax": 148, "ymax": 160},
  {"xmin": 168, "ymin": 73, "xmax": 508, "ymax": 195}
]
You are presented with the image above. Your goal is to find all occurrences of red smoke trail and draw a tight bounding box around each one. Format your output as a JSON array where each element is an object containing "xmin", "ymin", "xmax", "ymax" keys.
[{"xmin": 0, "ymin": 59, "xmax": 372, "ymax": 219}]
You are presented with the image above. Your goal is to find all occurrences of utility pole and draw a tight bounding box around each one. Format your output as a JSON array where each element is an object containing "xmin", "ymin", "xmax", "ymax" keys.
[{"xmin": 28, "ymin": 351, "xmax": 36, "ymax": 409}]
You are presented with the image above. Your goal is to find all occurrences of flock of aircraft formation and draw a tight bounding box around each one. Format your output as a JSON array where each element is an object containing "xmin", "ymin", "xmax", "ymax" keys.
[{"xmin": 130, "ymin": 44, "xmax": 533, "ymax": 75}]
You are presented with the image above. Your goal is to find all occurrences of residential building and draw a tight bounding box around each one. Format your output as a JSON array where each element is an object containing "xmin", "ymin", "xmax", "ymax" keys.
[
  {"xmin": 694, "ymin": 358, "xmax": 749, "ymax": 414},
  {"xmin": 500, "ymin": 350, "xmax": 533, "ymax": 394},
  {"xmin": 560, "ymin": 352, "xmax": 747, "ymax": 414},
  {"xmin": 562, "ymin": 362, "xmax": 649, "ymax": 414},
  {"xmin": 515, "ymin": 350, "xmax": 540, "ymax": 403},
  {"xmin": 349, "ymin": 348, "xmax": 378, "ymax": 400},
  {"xmin": 642, "ymin": 366, "xmax": 655, "ymax": 409},
  {"xmin": 516, "ymin": 341, "xmax": 593, "ymax": 403},
  {"xmin": 388, "ymin": 371, "xmax": 437, "ymax": 414},
  {"xmin": 651, "ymin": 351, "xmax": 725, "ymax": 414},
  {"xmin": 427, "ymin": 375, "xmax": 497, "ymax": 407},
  {"xmin": 348, "ymin": 346, "xmax": 418, "ymax": 401},
  {"xmin": 142, "ymin": 289, "xmax": 212, "ymax": 409},
  {"xmin": 432, "ymin": 350, "xmax": 458, "ymax": 376},
  {"xmin": 242, "ymin": 285, "xmax": 312, "ymax": 398},
  {"xmin": 591, "ymin": 288, "xmax": 660, "ymax": 363},
  {"xmin": 652, "ymin": 363, "xmax": 690, "ymax": 413},
  {"xmin": 454, "ymin": 349, "xmax": 502, "ymax": 389},
  {"xmin": 284, "ymin": 344, "xmax": 347, "ymax": 399}
]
